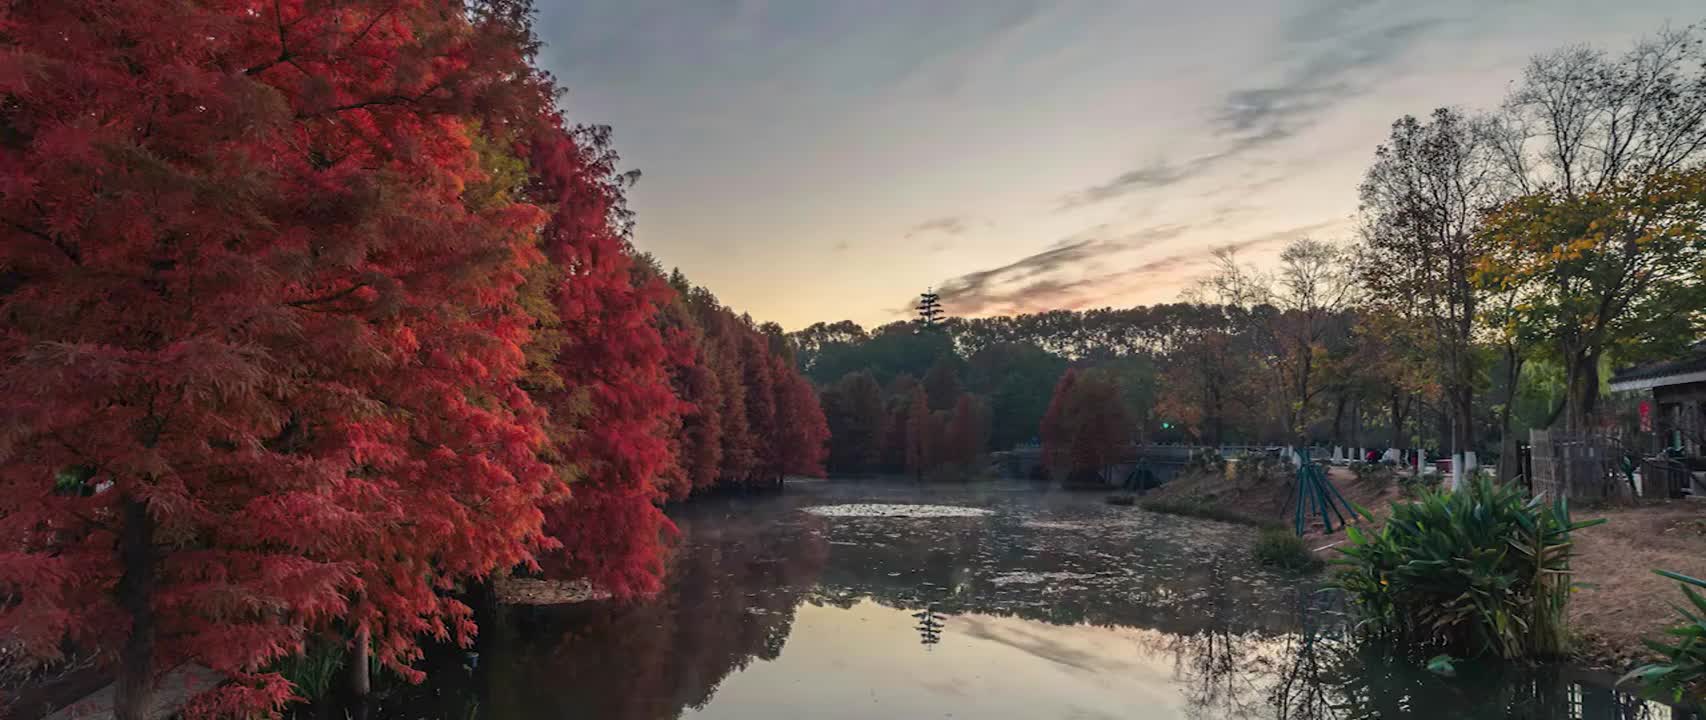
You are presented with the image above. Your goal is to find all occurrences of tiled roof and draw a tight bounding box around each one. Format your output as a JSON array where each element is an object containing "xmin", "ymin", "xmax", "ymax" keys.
[{"xmin": 1610, "ymin": 341, "xmax": 1706, "ymax": 389}]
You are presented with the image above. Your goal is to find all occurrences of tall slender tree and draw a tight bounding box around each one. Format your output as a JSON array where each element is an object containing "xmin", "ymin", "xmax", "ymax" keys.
[
  {"xmin": 1359, "ymin": 108, "xmax": 1503, "ymax": 457},
  {"xmin": 0, "ymin": 1, "xmax": 561, "ymax": 715},
  {"xmin": 917, "ymin": 289, "xmax": 944, "ymax": 329}
]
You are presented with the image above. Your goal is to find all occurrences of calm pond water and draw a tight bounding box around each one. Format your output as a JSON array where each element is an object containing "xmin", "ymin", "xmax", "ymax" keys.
[{"xmin": 364, "ymin": 479, "xmax": 1699, "ymax": 720}]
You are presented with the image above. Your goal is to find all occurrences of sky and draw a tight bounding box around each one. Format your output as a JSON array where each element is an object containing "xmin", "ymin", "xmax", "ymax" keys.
[{"xmin": 532, "ymin": 0, "xmax": 1703, "ymax": 330}]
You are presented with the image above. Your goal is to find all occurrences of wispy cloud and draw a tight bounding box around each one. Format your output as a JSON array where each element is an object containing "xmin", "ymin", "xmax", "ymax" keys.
[
  {"xmin": 1059, "ymin": 154, "xmax": 1229, "ymax": 208},
  {"xmin": 1215, "ymin": 18, "xmax": 1443, "ymax": 145},
  {"xmin": 1061, "ymin": 3, "xmax": 1449, "ymax": 209},
  {"xmin": 926, "ymin": 222, "xmax": 1191, "ymax": 315},
  {"xmin": 925, "ymin": 219, "xmax": 1341, "ymax": 317},
  {"xmin": 904, "ymin": 216, "xmax": 970, "ymax": 238}
]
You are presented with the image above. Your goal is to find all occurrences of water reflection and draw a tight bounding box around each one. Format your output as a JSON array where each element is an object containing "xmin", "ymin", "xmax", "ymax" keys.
[
  {"xmin": 912, "ymin": 606, "xmax": 944, "ymax": 647},
  {"xmin": 354, "ymin": 481, "xmax": 1699, "ymax": 720}
]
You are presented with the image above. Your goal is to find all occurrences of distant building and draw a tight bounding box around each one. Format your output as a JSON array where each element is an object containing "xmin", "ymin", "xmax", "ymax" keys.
[{"xmin": 1609, "ymin": 341, "xmax": 1706, "ymax": 456}]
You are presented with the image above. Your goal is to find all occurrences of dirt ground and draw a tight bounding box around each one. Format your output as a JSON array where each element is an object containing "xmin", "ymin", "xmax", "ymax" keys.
[
  {"xmin": 1570, "ymin": 500, "xmax": 1706, "ymax": 668},
  {"xmin": 1148, "ymin": 462, "xmax": 1706, "ymax": 668}
]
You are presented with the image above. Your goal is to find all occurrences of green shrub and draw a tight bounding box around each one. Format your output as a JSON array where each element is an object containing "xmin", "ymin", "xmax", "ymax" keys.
[
  {"xmin": 1333, "ymin": 475, "xmax": 1603, "ymax": 660},
  {"xmin": 1254, "ymin": 527, "xmax": 1323, "ymax": 573},
  {"xmin": 1398, "ymin": 471, "xmax": 1441, "ymax": 497},
  {"xmin": 1349, "ymin": 462, "xmax": 1395, "ymax": 486},
  {"xmin": 270, "ymin": 634, "xmax": 348, "ymax": 703},
  {"xmin": 1623, "ymin": 570, "xmax": 1706, "ymax": 705}
]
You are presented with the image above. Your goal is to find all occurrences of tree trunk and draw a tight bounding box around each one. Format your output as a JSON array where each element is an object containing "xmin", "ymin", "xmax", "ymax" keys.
[
  {"xmin": 1350, "ymin": 394, "xmax": 1362, "ymax": 450},
  {"xmin": 1330, "ymin": 393, "xmax": 1347, "ymax": 450},
  {"xmin": 1497, "ymin": 351, "xmax": 1525, "ymax": 482},
  {"xmin": 114, "ymin": 497, "xmax": 158, "ymax": 720},
  {"xmin": 1565, "ymin": 350, "xmax": 1602, "ymax": 432},
  {"xmin": 344, "ymin": 594, "xmax": 372, "ymax": 703},
  {"xmin": 1435, "ymin": 401, "xmax": 1452, "ymax": 456},
  {"xmin": 1453, "ymin": 384, "xmax": 1474, "ymax": 463},
  {"xmin": 348, "ymin": 623, "xmax": 371, "ymax": 700},
  {"xmin": 1388, "ymin": 391, "xmax": 1409, "ymax": 451}
]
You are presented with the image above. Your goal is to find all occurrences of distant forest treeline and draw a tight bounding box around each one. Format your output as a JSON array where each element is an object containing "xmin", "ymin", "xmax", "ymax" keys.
[{"xmin": 794, "ymin": 23, "xmax": 1706, "ymax": 479}]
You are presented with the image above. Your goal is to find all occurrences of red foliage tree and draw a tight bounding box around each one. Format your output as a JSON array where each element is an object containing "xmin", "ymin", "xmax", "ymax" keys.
[
  {"xmin": 0, "ymin": 1, "xmax": 557, "ymax": 715},
  {"xmin": 702, "ymin": 310, "xmax": 755, "ymax": 485},
  {"xmin": 1041, "ymin": 369, "xmax": 1131, "ymax": 485},
  {"xmin": 524, "ymin": 125, "xmax": 684, "ymax": 600},
  {"xmin": 1040, "ymin": 370, "xmax": 1081, "ymax": 470},
  {"xmin": 772, "ymin": 356, "xmax": 829, "ymax": 478},
  {"xmin": 661, "ymin": 279, "xmax": 824, "ymax": 491},
  {"xmin": 667, "ymin": 282, "xmax": 732, "ymax": 494},
  {"xmin": 1, "ymin": 3, "xmax": 833, "ymax": 716},
  {"xmin": 676, "ymin": 353, "xmax": 727, "ymax": 493},
  {"xmin": 657, "ymin": 298, "xmax": 723, "ymax": 498},
  {"xmin": 739, "ymin": 328, "xmax": 780, "ymax": 485}
]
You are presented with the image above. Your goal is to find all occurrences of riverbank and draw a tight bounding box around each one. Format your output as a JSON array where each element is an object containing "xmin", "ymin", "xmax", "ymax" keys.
[
  {"xmin": 1141, "ymin": 463, "xmax": 1403, "ymax": 536},
  {"xmin": 1141, "ymin": 464, "xmax": 1706, "ymax": 673}
]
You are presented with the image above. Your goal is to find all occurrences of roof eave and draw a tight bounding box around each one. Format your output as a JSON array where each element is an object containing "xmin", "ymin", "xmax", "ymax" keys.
[{"xmin": 1609, "ymin": 368, "xmax": 1706, "ymax": 393}]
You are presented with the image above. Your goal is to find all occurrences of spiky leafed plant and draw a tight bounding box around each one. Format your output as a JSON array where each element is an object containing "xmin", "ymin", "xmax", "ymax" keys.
[
  {"xmin": 1623, "ymin": 570, "xmax": 1706, "ymax": 705},
  {"xmin": 1333, "ymin": 476, "xmax": 1604, "ymax": 659}
]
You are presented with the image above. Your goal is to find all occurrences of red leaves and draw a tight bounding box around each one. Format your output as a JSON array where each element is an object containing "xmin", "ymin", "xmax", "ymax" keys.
[
  {"xmin": 523, "ymin": 127, "xmax": 686, "ymax": 598},
  {"xmin": 1041, "ymin": 368, "xmax": 1131, "ymax": 482},
  {"xmin": 2, "ymin": 0, "xmax": 555, "ymax": 713},
  {"xmin": 0, "ymin": 1, "xmax": 830, "ymax": 716},
  {"xmin": 773, "ymin": 356, "xmax": 829, "ymax": 478}
]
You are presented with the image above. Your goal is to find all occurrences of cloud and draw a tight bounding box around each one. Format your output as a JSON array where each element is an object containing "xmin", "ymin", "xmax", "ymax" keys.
[
  {"xmin": 924, "ymin": 222, "xmax": 1192, "ymax": 316},
  {"xmin": 1214, "ymin": 18, "xmax": 1443, "ymax": 145},
  {"xmin": 1058, "ymin": 154, "xmax": 1229, "ymax": 208},
  {"xmin": 923, "ymin": 219, "xmax": 1342, "ymax": 317},
  {"xmin": 1215, "ymin": 218, "xmax": 1344, "ymax": 255},
  {"xmin": 1062, "ymin": 4, "xmax": 1449, "ymax": 208},
  {"xmin": 905, "ymin": 216, "xmax": 970, "ymax": 239}
]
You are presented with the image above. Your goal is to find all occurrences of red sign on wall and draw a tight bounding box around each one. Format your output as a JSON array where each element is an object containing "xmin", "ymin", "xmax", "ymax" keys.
[{"xmin": 1639, "ymin": 400, "xmax": 1652, "ymax": 432}]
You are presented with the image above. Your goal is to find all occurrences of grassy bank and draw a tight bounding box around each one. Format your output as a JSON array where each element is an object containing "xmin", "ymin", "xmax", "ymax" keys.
[
  {"xmin": 1134, "ymin": 463, "xmax": 1706, "ymax": 681},
  {"xmin": 1138, "ymin": 495, "xmax": 1282, "ymax": 530}
]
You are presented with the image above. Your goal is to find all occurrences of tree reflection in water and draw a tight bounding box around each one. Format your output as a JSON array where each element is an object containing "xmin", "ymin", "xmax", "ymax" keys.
[
  {"xmin": 341, "ymin": 483, "xmax": 1701, "ymax": 720},
  {"xmin": 333, "ymin": 507, "xmax": 830, "ymax": 720},
  {"xmin": 1159, "ymin": 560, "xmax": 1277, "ymax": 720},
  {"xmin": 912, "ymin": 606, "xmax": 944, "ymax": 647}
]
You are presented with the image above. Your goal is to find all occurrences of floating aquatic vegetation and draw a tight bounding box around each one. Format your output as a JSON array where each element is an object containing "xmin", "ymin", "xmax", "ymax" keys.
[
  {"xmin": 989, "ymin": 571, "xmax": 1100, "ymax": 587},
  {"xmin": 801, "ymin": 503, "xmax": 994, "ymax": 518}
]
